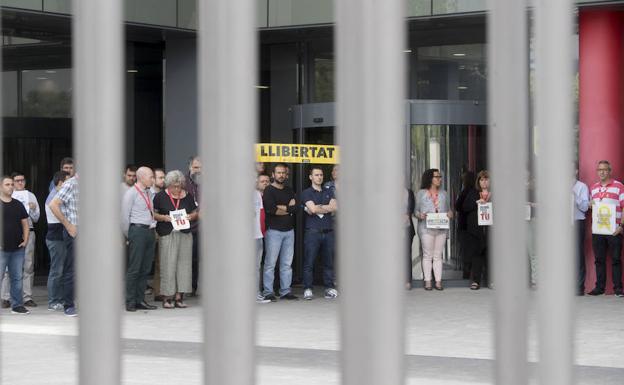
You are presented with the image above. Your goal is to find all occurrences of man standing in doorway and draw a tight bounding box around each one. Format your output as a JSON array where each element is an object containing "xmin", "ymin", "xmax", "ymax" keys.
[
  {"xmin": 185, "ymin": 156, "xmax": 201, "ymax": 296},
  {"xmin": 0, "ymin": 176, "xmax": 30, "ymax": 314},
  {"xmin": 254, "ymin": 174, "xmax": 271, "ymax": 304},
  {"xmin": 49, "ymin": 173, "xmax": 79, "ymax": 317},
  {"xmin": 121, "ymin": 165, "xmax": 137, "ymax": 196},
  {"xmin": 301, "ymin": 167, "xmax": 338, "ymax": 300},
  {"xmin": 151, "ymin": 168, "xmax": 166, "ymax": 301},
  {"xmin": 262, "ymin": 163, "xmax": 298, "ymax": 301},
  {"xmin": 121, "ymin": 167, "xmax": 157, "ymax": 312},
  {"xmin": 588, "ymin": 160, "xmax": 624, "ymax": 296},
  {"xmin": 45, "ymin": 171, "xmax": 70, "ymax": 311},
  {"xmin": 48, "ymin": 157, "xmax": 75, "ymax": 192},
  {"xmin": 1, "ymin": 172, "xmax": 40, "ymax": 308}
]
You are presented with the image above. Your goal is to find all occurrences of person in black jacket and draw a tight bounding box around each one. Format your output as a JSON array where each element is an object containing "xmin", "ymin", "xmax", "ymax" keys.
[
  {"xmin": 455, "ymin": 171, "xmax": 476, "ymax": 279},
  {"xmin": 405, "ymin": 187, "xmax": 415, "ymax": 290},
  {"xmin": 462, "ymin": 170, "xmax": 490, "ymax": 290}
]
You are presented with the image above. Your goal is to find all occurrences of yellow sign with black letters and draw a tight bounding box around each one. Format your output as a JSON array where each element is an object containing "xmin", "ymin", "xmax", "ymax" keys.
[{"xmin": 255, "ymin": 143, "xmax": 339, "ymax": 164}]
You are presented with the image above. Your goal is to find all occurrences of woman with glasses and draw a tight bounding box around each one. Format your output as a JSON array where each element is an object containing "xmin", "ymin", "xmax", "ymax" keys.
[
  {"xmin": 153, "ymin": 170, "xmax": 198, "ymax": 308},
  {"xmin": 415, "ymin": 169, "xmax": 452, "ymax": 291}
]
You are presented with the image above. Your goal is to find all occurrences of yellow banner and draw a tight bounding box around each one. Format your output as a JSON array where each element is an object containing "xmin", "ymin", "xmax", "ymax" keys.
[{"xmin": 255, "ymin": 143, "xmax": 339, "ymax": 164}]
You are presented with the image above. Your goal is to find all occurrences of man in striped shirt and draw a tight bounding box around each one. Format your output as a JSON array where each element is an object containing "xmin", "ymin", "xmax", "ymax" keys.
[{"xmin": 589, "ymin": 160, "xmax": 624, "ymax": 296}]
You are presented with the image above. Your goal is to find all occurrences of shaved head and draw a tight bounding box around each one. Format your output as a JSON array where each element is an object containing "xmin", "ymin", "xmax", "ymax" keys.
[{"xmin": 136, "ymin": 167, "xmax": 154, "ymax": 188}]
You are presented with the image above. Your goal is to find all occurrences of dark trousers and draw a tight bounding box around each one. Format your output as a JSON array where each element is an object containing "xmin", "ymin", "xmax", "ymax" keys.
[
  {"xmin": 576, "ymin": 220, "xmax": 586, "ymax": 292},
  {"xmin": 591, "ymin": 233, "xmax": 622, "ymax": 292},
  {"xmin": 61, "ymin": 229, "xmax": 75, "ymax": 309},
  {"xmin": 192, "ymin": 232, "xmax": 199, "ymax": 292},
  {"xmin": 467, "ymin": 234, "xmax": 487, "ymax": 285},
  {"xmin": 406, "ymin": 229, "xmax": 414, "ymax": 284},
  {"xmin": 126, "ymin": 225, "xmax": 156, "ymax": 305},
  {"xmin": 302, "ymin": 229, "xmax": 335, "ymax": 290}
]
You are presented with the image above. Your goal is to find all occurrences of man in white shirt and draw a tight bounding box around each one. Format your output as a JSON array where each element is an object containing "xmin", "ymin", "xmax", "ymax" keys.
[
  {"xmin": 573, "ymin": 167, "xmax": 590, "ymax": 295},
  {"xmin": 1, "ymin": 172, "xmax": 40, "ymax": 308},
  {"xmin": 255, "ymin": 174, "xmax": 271, "ymax": 303},
  {"xmin": 121, "ymin": 164, "xmax": 137, "ymax": 196}
]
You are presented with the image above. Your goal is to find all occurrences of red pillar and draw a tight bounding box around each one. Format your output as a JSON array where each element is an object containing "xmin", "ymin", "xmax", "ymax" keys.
[{"xmin": 579, "ymin": 9, "xmax": 624, "ymax": 294}]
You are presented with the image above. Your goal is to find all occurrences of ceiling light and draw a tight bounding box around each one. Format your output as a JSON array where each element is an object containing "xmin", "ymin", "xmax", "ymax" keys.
[
  {"xmin": 403, "ymin": 49, "xmax": 412, "ymax": 53},
  {"xmin": 45, "ymin": 70, "xmax": 57, "ymax": 74},
  {"xmin": 36, "ymin": 77, "xmax": 48, "ymax": 80},
  {"xmin": 255, "ymin": 85, "xmax": 270, "ymax": 89},
  {"xmin": 127, "ymin": 69, "xmax": 138, "ymax": 73},
  {"xmin": 452, "ymin": 53, "xmax": 466, "ymax": 57},
  {"xmin": 457, "ymin": 86, "xmax": 468, "ymax": 90}
]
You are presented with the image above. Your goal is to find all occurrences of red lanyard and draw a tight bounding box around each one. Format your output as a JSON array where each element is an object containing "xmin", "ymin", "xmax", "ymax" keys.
[
  {"xmin": 134, "ymin": 185, "xmax": 153, "ymax": 218},
  {"xmin": 166, "ymin": 189, "xmax": 181, "ymax": 210},
  {"xmin": 428, "ymin": 190, "xmax": 439, "ymax": 213}
]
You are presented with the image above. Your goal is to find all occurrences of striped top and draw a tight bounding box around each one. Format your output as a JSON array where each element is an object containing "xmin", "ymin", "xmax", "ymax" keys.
[{"xmin": 590, "ymin": 180, "xmax": 624, "ymax": 223}]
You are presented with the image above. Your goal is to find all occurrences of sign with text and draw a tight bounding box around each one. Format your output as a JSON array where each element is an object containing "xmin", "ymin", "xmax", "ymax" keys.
[
  {"xmin": 256, "ymin": 143, "xmax": 339, "ymax": 164},
  {"xmin": 478, "ymin": 202, "xmax": 493, "ymax": 226},
  {"xmin": 426, "ymin": 213, "xmax": 450, "ymax": 229},
  {"xmin": 592, "ymin": 202, "xmax": 617, "ymax": 235},
  {"xmin": 170, "ymin": 209, "xmax": 190, "ymax": 231}
]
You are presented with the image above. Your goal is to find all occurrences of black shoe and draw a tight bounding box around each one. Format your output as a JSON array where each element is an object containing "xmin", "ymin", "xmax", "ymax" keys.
[
  {"xmin": 1, "ymin": 300, "xmax": 10, "ymax": 309},
  {"xmin": 615, "ymin": 290, "xmax": 624, "ymax": 298},
  {"xmin": 576, "ymin": 290, "xmax": 585, "ymax": 296},
  {"xmin": 125, "ymin": 303, "xmax": 137, "ymax": 312},
  {"xmin": 280, "ymin": 293, "xmax": 299, "ymax": 300},
  {"xmin": 264, "ymin": 294, "xmax": 277, "ymax": 302},
  {"xmin": 24, "ymin": 300, "xmax": 37, "ymax": 307},
  {"xmin": 136, "ymin": 301, "xmax": 157, "ymax": 310},
  {"xmin": 11, "ymin": 306, "xmax": 30, "ymax": 315},
  {"xmin": 587, "ymin": 288, "xmax": 604, "ymax": 296},
  {"xmin": 154, "ymin": 295, "xmax": 165, "ymax": 302}
]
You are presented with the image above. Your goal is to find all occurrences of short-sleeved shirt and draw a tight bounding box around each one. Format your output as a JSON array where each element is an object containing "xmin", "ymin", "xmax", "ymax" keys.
[
  {"xmin": 56, "ymin": 176, "xmax": 79, "ymax": 226},
  {"xmin": 153, "ymin": 190, "xmax": 198, "ymax": 237},
  {"xmin": 2, "ymin": 199, "xmax": 29, "ymax": 251},
  {"xmin": 300, "ymin": 186, "xmax": 335, "ymax": 230}
]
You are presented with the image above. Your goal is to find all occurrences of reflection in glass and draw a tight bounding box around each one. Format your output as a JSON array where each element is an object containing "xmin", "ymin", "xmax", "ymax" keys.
[
  {"xmin": 21, "ymin": 69, "xmax": 72, "ymax": 118},
  {"xmin": 3, "ymin": 72, "xmax": 18, "ymax": 117}
]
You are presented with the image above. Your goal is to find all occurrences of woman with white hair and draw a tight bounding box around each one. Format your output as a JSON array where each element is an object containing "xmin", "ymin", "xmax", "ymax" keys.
[{"xmin": 153, "ymin": 170, "xmax": 199, "ymax": 308}]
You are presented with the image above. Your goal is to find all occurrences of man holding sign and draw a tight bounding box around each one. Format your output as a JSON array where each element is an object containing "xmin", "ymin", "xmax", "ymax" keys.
[{"xmin": 589, "ymin": 160, "xmax": 624, "ymax": 296}]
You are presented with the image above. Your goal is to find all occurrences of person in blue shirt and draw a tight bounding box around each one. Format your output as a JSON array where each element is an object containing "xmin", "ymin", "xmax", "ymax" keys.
[{"xmin": 301, "ymin": 166, "xmax": 338, "ymax": 300}]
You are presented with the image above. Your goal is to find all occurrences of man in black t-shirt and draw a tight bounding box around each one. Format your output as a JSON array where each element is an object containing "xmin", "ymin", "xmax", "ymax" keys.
[
  {"xmin": 0, "ymin": 176, "xmax": 30, "ymax": 314},
  {"xmin": 262, "ymin": 163, "xmax": 298, "ymax": 301}
]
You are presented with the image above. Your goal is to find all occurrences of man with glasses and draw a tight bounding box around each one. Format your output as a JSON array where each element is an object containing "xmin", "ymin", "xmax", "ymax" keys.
[
  {"xmin": 588, "ymin": 160, "xmax": 624, "ymax": 296},
  {"xmin": 1, "ymin": 172, "xmax": 40, "ymax": 308}
]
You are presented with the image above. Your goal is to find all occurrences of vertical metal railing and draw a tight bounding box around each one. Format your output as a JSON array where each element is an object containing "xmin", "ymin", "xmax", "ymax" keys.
[
  {"xmin": 488, "ymin": 1, "xmax": 529, "ymax": 384},
  {"xmin": 336, "ymin": 1, "xmax": 406, "ymax": 385},
  {"xmin": 535, "ymin": 1, "xmax": 575, "ymax": 384},
  {"xmin": 73, "ymin": 0, "xmax": 124, "ymax": 384},
  {"xmin": 198, "ymin": 0, "xmax": 256, "ymax": 384}
]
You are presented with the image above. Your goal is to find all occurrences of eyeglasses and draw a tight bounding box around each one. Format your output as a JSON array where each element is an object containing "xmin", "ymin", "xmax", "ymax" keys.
[
  {"xmin": 13, "ymin": 179, "xmax": 25, "ymax": 183},
  {"xmin": 433, "ymin": 176, "xmax": 442, "ymax": 179}
]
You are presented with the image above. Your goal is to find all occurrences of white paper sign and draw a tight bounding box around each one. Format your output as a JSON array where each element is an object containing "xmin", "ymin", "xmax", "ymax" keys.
[
  {"xmin": 478, "ymin": 202, "xmax": 493, "ymax": 226},
  {"xmin": 170, "ymin": 209, "xmax": 190, "ymax": 231},
  {"xmin": 426, "ymin": 213, "xmax": 450, "ymax": 229},
  {"xmin": 592, "ymin": 202, "xmax": 617, "ymax": 235}
]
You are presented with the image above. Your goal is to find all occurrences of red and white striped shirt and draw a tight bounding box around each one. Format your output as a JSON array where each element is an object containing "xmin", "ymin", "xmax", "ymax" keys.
[{"xmin": 590, "ymin": 179, "xmax": 624, "ymax": 223}]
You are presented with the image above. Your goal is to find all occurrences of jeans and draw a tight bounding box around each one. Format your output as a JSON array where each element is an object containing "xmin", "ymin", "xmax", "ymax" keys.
[
  {"xmin": 46, "ymin": 238, "xmax": 67, "ymax": 306},
  {"xmin": 576, "ymin": 220, "xmax": 586, "ymax": 292},
  {"xmin": 62, "ymin": 229, "xmax": 76, "ymax": 309},
  {"xmin": 0, "ymin": 249, "xmax": 25, "ymax": 307},
  {"xmin": 263, "ymin": 229, "xmax": 294, "ymax": 296},
  {"xmin": 1, "ymin": 233, "xmax": 35, "ymax": 301},
  {"xmin": 126, "ymin": 225, "xmax": 156, "ymax": 305},
  {"xmin": 255, "ymin": 238, "xmax": 264, "ymax": 295},
  {"xmin": 303, "ymin": 229, "xmax": 335, "ymax": 290},
  {"xmin": 591, "ymin": 233, "xmax": 622, "ymax": 292}
]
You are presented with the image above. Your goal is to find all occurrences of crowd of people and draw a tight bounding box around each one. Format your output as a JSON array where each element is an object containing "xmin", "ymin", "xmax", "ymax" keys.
[{"xmin": 0, "ymin": 156, "xmax": 619, "ymax": 315}]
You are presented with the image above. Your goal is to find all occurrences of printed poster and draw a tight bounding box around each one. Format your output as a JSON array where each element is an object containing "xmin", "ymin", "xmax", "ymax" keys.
[{"xmin": 592, "ymin": 202, "xmax": 616, "ymax": 235}]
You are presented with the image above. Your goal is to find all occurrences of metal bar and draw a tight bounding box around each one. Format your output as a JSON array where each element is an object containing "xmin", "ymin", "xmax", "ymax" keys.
[
  {"xmin": 534, "ymin": 0, "xmax": 575, "ymax": 384},
  {"xmin": 73, "ymin": 0, "xmax": 124, "ymax": 384},
  {"xmin": 336, "ymin": 1, "xmax": 406, "ymax": 385},
  {"xmin": 198, "ymin": 0, "xmax": 256, "ymax": 384},
  {"xmin": 487, "ymin": 1, "xmax": 529, "ymax": 384}
]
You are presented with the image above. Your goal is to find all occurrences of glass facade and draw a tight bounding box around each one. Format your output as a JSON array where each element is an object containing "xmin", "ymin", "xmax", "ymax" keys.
[{"xmin": 21, "ymin": 68, "xmax": 72, "ymax": 118}]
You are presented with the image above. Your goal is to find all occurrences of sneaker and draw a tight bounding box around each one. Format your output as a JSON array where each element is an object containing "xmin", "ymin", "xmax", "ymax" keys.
[
  {"xmin": 24, "ymin": 300, "xmax": 37, "ymax": 307},
  {"xmin": 11, "ymin": 306, "xmax": 30, "ymax": 315},
  {"xmin": 280, "ymin": 293, "xmax": 299, "ymax": 300},
  {"xmin": 256, "ymin": 294, "xmax": 271, "ymax": 304},
  {"xmin": 587, "ymin": 288, "xmax": 605, "ymax": 296},
  {"xmin": 48, "ymin": 303, "xmax": 64, "ymax": 311},
  {"xmin": 303, "ymin": 288, "xmax": 314, "ymax": 300},
  {"xmin": 1, "ymin": 300, "xmax": 9, "ymax": 309},
  {"xmin": 263, "ymin": 293, "xmax": 277, "ymax": 302},
  {"xmin": 615, "ymin": 290, "xmax": 624, "ymax": 298},
  {"xmin": 64, "ymin": 306, "xmax": 78, "ymax": 317},
  {"xmin": 324, "ymin": 288, "xmax": 339, "ymax": 299}
]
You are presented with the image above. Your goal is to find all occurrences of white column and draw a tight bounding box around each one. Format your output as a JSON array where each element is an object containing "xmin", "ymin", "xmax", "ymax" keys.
[
  {"xmin": 72, "ymin": 0, "xmax": 124, "ymax": 384},
  {"xmin": 336, "ymin": 1, "xmax": 406, "ymax": 385},
  {"xmin": 487, "ymin": 0, "xmax": 529, "ymax": 384},
  {"xmin": 198, "ymin": 0, "xmax": 257, "ymax": 384},
  {"xmin": 535, "ymin": 1, "xmax": 575, "ymax": 384}
]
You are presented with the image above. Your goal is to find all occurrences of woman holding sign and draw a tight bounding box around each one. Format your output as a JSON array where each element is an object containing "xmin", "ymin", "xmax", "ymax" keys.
[
  {"xmin": 153, "ymin": 170, "xmax": 199, "ymax": 308},
  {"xmin": 461, "ymin": 170, "xmax": 490, "ymax": 290},
  {"xmin": 415, "ymin": 169, "xmax": 452, "ymax": 291}
]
